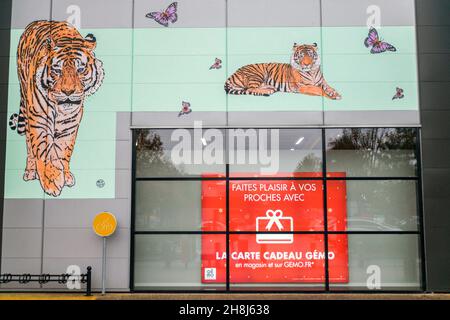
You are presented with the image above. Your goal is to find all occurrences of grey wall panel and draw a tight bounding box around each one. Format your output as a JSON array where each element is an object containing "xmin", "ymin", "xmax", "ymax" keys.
[
  {"xmin": 0, "ymin": 89, "xmax": 9, "ymax": 112},
  {"xmin": 417, "ymin": 26, "xmax": 450, "ymax": 53},
  {"xmin": 43, "ymin": 228, "xmax": 129, "ymax": 259},
  {"xmin": 2, "ymin": 199, "xmax": 43, "ymax": 228},
  {"xmin": 0, "ymin": 0, "xmax": 11, "ymax": 276},
  {"xmin": 115, "ymin": 170, "xmax": 132, "ymax": 199},
  {"xmin": 324, "ymin": 111, "xmax": 420, "ymax": 126},
  {"xmin": 0, "ymin": 30, "xmax": 10, "ymax": 54},
  {"xmin": 424, "ymin": 198, "xmax": 450, "ymax": 228},
  {"xmin": 416, "ymin": 0, "xmax": 450, "ymax": 26},
  {"xmin": 418, "ymin": 1, "xmax": 450, "ymax": 292},
  {"xmin": 116, "ymin": 116, "xmax": 132, "ymax": 140},
  {"xmin": 0, "ymin": 117, "xmax": 6, "ymax": 138},
  {"xmin": 131, "ymin": 111, "xmax": 227, "ymax": 127},
  {"xmin": 43, "ymin": 257, "xmax": 129, "ymax": 290},
  {"xmin": 134, "ymin": 0, "xmax": 226, "ymax": 28},
  {"xmin": 228, "ymin": 111, "xmax": 323, "ymax": 126},
  {"xmin": 420, "ymin": 111, "xmax": 450, "ymax": 139},
  {"xmin": 322, "ymin": 0, "xmax": 416, "ymax": 27},
  {"xmin": 116, "ymin": 140, "xmax": 132, "ymax": 170},
  {"xmin": 418, "ymin": 54, "xmax": 450, "ymax": 82},
  {"xmin": 422, "ymin": 169, "xmax": 450, "ymax": 199},
  {"xmin": 0, "ymin": 1, "xmax": 12, "ymax": 29},
  {"xmin": 116, "ymin": 112, "xmax": 131, "ymax": 141},
  {"xmin": 52, "ymin": 0, "xmax": 133, "ymax": 28},
  {"xmin": 419, "ymin": 82, "xmax": 450, "ymax": 110},
  {"xmin": 423, "ymin": 227, "xmax": 450, "ymax": 292},
  {"xmin": 421, "ymin": 140, "xmax": 450, "ymax": 169},
  {"xmin": 1, "ymin": 257, "xmax": 41, "ymax": 273},
  {"xmin": 44, "ymin": 199, "xmax": 130, "ymax": 229},
  {"xmin": 228, "ymin": 0, "xmax": 320, "ymax": 27},
  {"xmin": 0, "ymin": 58, "xmax": 10, "ymax": 84},
  {"xmin": 2, "ymin": 228, "xmax": 42, "ymax": 258},
  {"xmin": 11, "ymin": 0, "xmax": 51, "ymax": 28}
]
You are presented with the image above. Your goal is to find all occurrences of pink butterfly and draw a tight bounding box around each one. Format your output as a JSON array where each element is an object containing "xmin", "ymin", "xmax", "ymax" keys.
[
  {"xmin": 392, "ymin": 87, "xmax": 404, "ymax": 100},
  {"xmin": 178, "ymin": 101, "xmax": 192, "ymax": 117},
  {"xmin": 146, "ymin": 2, "xmax": 178, "ymax": 27},
  {"xmin": 209, "ymin": 58, "xmax": 222, "ymax": 70},
  {"xmin": 364, "ymin": 27, "xmax": 396, "ymax": 54}
]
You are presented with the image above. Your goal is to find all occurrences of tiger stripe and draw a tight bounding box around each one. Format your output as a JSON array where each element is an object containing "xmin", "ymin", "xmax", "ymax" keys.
[
  {"xmin": 224, "ymin": 43, "xmax": 341, "ymax": 100},
  {"xmin": 13, "ymin": 20, "xmax": 104, "ymax": 197}
]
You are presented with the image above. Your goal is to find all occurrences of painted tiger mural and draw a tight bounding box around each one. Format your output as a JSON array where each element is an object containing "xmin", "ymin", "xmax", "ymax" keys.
[
  {"xmin": 9, "ymin": 20, "xmax": 104, "ymax": 197},
  {"xmin": 225, "ymin": 43, "xmax": 341, "ymax": 99}
]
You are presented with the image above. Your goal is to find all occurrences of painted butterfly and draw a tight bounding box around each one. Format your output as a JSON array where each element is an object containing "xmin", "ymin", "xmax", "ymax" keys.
[
  {"xmin": 145, "ymin": 2, "xmax": 178, "ymax": 27},
  {"xmin": 364, "ymin": 27, "xmax": 396, "ymax": 54},
  {"xmin": 209, "ymin": 58, "xmax": 222, "ymax": 70},
  {"xmin": 178, "ymin": 101, "xmax": 192, "ymax": 117},
  {"xmin": 392, "ymin": 87, "xmax": 404, "ymax": 100}
]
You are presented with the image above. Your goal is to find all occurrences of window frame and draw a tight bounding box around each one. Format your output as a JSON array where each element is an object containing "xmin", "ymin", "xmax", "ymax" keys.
[{"xmin": 130, "ymin": 127, "xmax": 426, "ymax": 293}]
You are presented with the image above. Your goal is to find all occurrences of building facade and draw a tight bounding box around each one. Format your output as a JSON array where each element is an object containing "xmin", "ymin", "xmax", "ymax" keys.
[{"xmin": 0, "ymin": 0, "xmax": 448, "ymax": 292}]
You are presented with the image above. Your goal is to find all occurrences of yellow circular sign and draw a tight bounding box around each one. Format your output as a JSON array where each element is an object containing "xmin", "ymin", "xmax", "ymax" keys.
[{"xmin": 92, "ymin": 212, "xmax": 117, "ymax": 237}]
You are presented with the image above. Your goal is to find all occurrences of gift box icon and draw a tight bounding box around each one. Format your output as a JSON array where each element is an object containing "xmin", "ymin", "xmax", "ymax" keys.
[{"xmin": 256, "ymin": 209, "xmax": 294, "ymax": 244}]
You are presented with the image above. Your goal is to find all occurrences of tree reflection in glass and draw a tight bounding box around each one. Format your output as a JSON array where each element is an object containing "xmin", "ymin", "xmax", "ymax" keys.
[
  {"xmin": 135, "ymin": 129, "xmax": 183, "ymax": 177},
  {"xmin": 326, "ymin": 128, "xmax": 417, "ymax": 177}
]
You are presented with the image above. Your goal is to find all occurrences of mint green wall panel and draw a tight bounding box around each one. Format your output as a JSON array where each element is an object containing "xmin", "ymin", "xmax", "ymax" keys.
[
  {"xmin": 5, "ymin": 168, "xmax": 117, "ymax": 199},
  {"xmin": 59, "ymin": 141, "xmax": 115, "ymax": 170},
  {"xmin": 227, "ymin": 27, "xmax": 321, "ymax": 55},
  {"xmin": 133, "ymin": 56, "xmax": 226, "ymax": 84},
  {"xmin": 227, "ymin": 93, "xmax": 324, "ymax": 112},
  {"xmin": 81, "ymin": 29, "xmax": 133, "ymax": 56},
  {"xmin": 133, "ymin": 28, "xmax": 226, "ymax": 56},
  {"xmin": 322, "ymin": 55, "xmax": 418, "ymax": 82},
  {"xmin": 41, "ymin": 169, "xmax": 116, "ymax": 199},
  {"xmin": 3, "ymin": 12, "xmax": 420, "ymax": 200},
  {"xmin": 6, "ymin": 84, "xmax": 19, "ymax": 115},
  {"xmin": 84, "ymin": 84, "xmax": 132, "ymax": 112},
  {"xmin": 323, "ymin": 82, "xmax": 419, "ymax": 111},
  {"xmin": 132, "ymin": 83, "xmax": 226, "ymax": 112},
  {"xmin": 99, "ymin": 56, "xmax": 132, "ymax": 84},
  {"xmin": 7, "ymin": 57, "xmax": 17, "ymax": 84},
  {"xmin": 321, "ymin": 27, "xmax": 417, "ymax": 54},
  {"xmin": 4, "ymin": 170, "xmax": 45, "ymax": 199}
]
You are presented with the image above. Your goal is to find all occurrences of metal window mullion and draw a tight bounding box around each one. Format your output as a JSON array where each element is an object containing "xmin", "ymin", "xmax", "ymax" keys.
[
  {"xmin": 322, "ymin": 128, "xmax": 330, "ymax": 292},
  {"xmin": 226, "ymin": 164, "xmax": 230, "ymax": 292},
  {"xmin": 130, "ymin": 130, "xmax": 137, "ymax": 291},
  {"xmin": 415, "ymin": 128, "xmax": 427, "ymax": 291},
  {"xmin": 133, "ymin": 231, "xmax": 420, "ymax": 235}
]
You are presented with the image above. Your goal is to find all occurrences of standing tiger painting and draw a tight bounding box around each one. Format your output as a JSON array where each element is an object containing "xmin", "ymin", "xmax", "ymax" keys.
[
  {"xmin": 9, "ymin": 20, "xmax": 104, "ymax": 197},
  {"xmin": 225, "ymin": 43, "xmax": 341, "ymax": 99}
]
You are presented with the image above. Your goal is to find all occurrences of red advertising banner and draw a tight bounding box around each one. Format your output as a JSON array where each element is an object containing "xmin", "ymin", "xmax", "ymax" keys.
[{"xmin": 201, "ymin": 173, "xmax": 348, "ymax": 283}]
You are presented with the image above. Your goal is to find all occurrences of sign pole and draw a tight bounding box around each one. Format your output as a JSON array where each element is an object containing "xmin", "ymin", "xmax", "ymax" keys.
[
  {"xmin": 102, "ymin": 236, "xmax": 107, "ymax": 295},
  {"xmin": 92, "ymin": 211, "xmax": 117, "ymax": 296}
]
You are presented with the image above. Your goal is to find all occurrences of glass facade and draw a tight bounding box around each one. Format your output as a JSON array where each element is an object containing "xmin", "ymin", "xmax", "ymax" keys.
[{"xmin": 132, "ymin": 127, "xmax": 423, "ymax": 291}]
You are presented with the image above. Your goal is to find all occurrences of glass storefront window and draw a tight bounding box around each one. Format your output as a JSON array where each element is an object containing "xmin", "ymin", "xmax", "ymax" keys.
[
  {"xmin": 229, "ymin": 128, "xmax": 323, "ymax": 177},
  {"xmin": 136, "ymin": 129, "xmax": 226, "ymax": 178},
  {"xmin": 327, "ymin": 180, "xmax": 419, "ymax": 231},
  {"xmin": 329, "ymin": 235, "xmax": 422, "ymax": 291},
  {"xmin": 326, "ymin": 128, "xmax": 418, "ymax": 177},
  {"xmin": 135, "ymin": 180, "xmax": 226, "ymax": 231},
  {"xmin": 133, "ymin": 127, "xmax": 424, "ymax": 292},
  {"xmin": 228, "ymin": 234, "xmax": 326, "ymax": 291},
  {"xmin": 134, "ymin": 234, "xmax": 226, "ymax": 290}
]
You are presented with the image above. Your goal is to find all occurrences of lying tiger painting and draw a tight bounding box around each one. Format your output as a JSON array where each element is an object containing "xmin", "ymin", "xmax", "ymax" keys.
[
  {"xmin": 9, "ymin": 20, "xmax": 104, "ymax": 197},
  {"xmin": 225, "ymin": 43, "xmax": 341, "ymax": 99}
]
